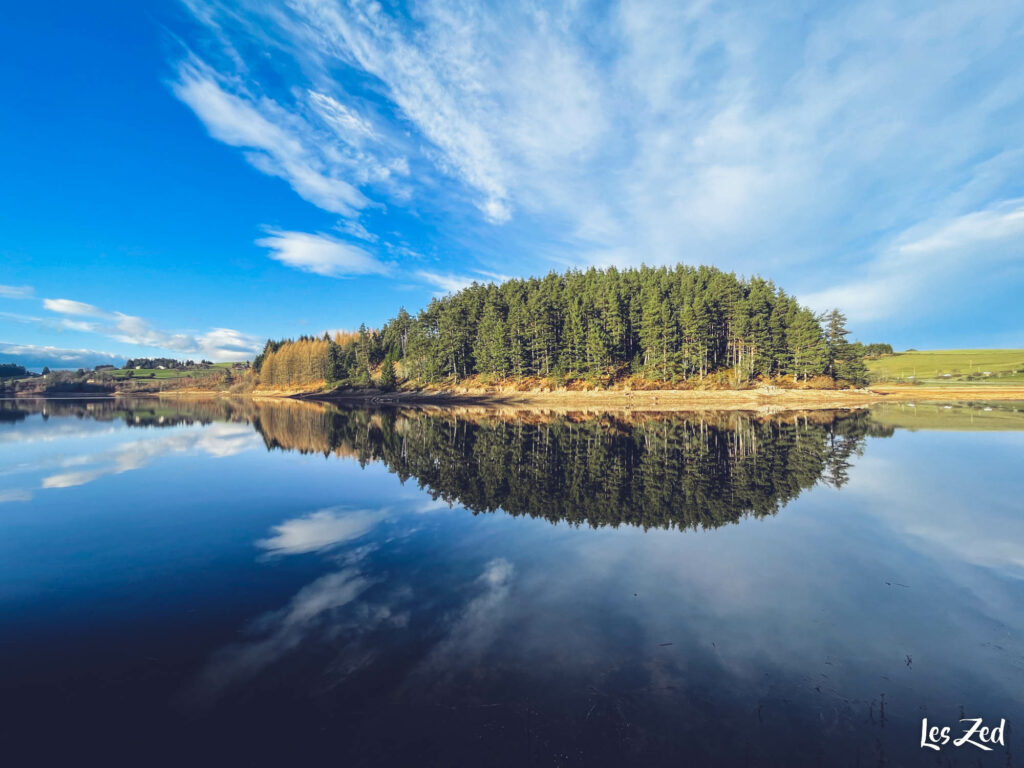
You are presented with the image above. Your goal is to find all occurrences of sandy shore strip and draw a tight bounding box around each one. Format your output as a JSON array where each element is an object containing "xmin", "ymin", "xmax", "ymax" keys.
[{"xmin": 286, "ymin": 385, "xmax": 1024, "ymax": 412}]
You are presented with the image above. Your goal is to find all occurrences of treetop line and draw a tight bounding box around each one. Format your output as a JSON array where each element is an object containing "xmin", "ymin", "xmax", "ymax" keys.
[{"xmin": 254, "ymin": 264, "xmax": 871, "ymax": 389}]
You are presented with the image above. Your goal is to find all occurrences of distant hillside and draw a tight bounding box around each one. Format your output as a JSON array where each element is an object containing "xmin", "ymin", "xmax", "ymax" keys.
[
  {"xmin": 867, "ymin": 349, "xmax": 1024, "ymax": 384},
  {"xmin": 0, "ymin": 348, "xmax": 122, "ymax": 373}
]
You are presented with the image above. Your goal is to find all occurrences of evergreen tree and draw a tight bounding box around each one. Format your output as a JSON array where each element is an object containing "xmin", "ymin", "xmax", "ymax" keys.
[
  {"xmin": 474, "ymin": 300, "xmax": 508, "ymax": 378},
  {"xmin": 788, "ymin": 309, "xmax": 827, "ymax": 381},
  {"xmin": 379, "ymin": 356, "xmax": 397, "ymax": 390},
  {"xmin": 824, "ymin": 309, "xmax": 868, "ymax": 386}
]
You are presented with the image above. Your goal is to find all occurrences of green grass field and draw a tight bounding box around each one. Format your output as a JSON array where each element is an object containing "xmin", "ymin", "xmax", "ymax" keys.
[
  {"xmin": 866, "ymin": 349, "xmax": 1024, "ymax": 384},
  {"xmin": 106, "ymin": 362, "xmax": 237, "ymax": 380}
]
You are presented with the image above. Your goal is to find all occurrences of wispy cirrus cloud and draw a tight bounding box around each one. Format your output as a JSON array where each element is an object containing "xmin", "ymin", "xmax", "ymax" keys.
[
  {"xmin": 0, "ymin": 489, "xmax": 33, "ymax": 504},
  {"xmin": 172, "ymin": 52, "xmax": 414, "ymax": 215},
  {"xmin": 414, "ymin": 270, "xmax": 484, "ymax": 296},
  {"xmin": 174, "ymin": 0, "xmax": 1024, "ymax": 343},
  {"xmin": 0, "ymin": 285, "xmax": 34, "ymax": 300},
  {"xmin": 803, "ymin": 199, "xmax": 1024, "ymax": 322},
  {"xmin": 174, "ymin": 59, "xmax": 371, "ymax": 218},
  {"xmin": 898, "ymin": 199, "xmax": 1024, "ymax": 257}
]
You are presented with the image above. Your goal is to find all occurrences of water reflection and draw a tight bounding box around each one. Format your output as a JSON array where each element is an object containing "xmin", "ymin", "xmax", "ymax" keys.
[
  {"xmin": 2, "ymin": 397, "xmax": 892, "ymax": 530},
  {"xmin": 2, "ymin": 397, "xmax": 1023, "ymax": 766},
  {"xmin": 260, "ymin": 405, "xmax": 890, "ymax": 531}
]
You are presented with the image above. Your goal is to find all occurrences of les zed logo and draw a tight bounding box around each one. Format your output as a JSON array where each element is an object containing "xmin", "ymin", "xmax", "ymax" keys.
[{"xmin": 921, "ymin": 718, "xmax": 1006, "ymax": 751}]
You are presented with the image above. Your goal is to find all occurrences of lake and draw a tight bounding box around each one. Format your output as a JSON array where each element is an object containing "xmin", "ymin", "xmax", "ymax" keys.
[{"xmin": 1, "ymin": 397, "xmax": 1022, "ymax": 766}]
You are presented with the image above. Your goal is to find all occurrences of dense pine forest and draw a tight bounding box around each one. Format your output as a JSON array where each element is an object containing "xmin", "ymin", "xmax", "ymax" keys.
[{"xmin": 254, "ymin": 264, "xmax": 870, "ymax": 390}]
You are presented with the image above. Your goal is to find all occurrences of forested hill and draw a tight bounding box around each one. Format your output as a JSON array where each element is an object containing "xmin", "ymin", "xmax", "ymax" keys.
[{"xmin": 255, "ymin": 264, "xmax": 869, "ymax": 389}]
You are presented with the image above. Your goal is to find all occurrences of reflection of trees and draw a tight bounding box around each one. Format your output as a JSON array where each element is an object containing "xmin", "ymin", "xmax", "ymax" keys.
[
  {"xmin": 256, "ymin": 406, "xmax": 886, "ymax": 532},
  {"xmin": 8, "ymin": 398, "xmax": 892, "ymax": 531},
  {"xmin": 6, "ymin": 397, "xmax": 260, "ymax": 428},
  {"xmin": 0, "ymin": 402, "xmax": 29, "ymax": 422}
]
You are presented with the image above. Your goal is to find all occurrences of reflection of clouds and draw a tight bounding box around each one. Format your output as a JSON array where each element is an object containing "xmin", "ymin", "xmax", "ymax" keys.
[
  {"xmin": 258, "ymin": 507, "xmax": 386, "ymax": 556},
  {"xmin": 189, "ymin": 568, "xmax": 411, "ymax": 705},
  {"xmin": 478, "ymin": 433, "xmax": 1024, "ymax": 714},
  {"xmin": 848, "ymin": 447, "xmax": 1024, "ymax": 576},
  {"xmin": 188, "ymin": 506, "xmax": 408, "ymax": 704},
  {"xmin": 190, "ymin": 552, "xmax": 516, "ymax": 707},
  {"xmin": 416, "ymin": 498, "xmax": 455, "ymax": 514},
  {"xmin": 37, "ymin": 423, "xmax": 258, "ymax": 490},
  {"xmin": 192, "ymin": 568, "xmax": 375, "ymax": 702},
  {"xmin": 416, "ymin": 558, "xmax": 515, "ymax": 673},
  {"xmin": 0, "ymin": 421, "xmax": 118, "ymax": 445},
  {"xmin": 195, "ymin": 427, "xmax": 256, "ymax": 458},
  {"xmin": 0, "ymin": 488, "xmax": 32, "ymax": 503},
  {"xmin": 42, "ymin": 469, "xmax": 107, "ymax": 489}
]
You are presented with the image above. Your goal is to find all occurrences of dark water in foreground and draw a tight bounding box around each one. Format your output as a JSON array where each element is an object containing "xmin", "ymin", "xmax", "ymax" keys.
[{"xmin": 1, "ymin": 397, "xmax": 1022, "ymax": 766}]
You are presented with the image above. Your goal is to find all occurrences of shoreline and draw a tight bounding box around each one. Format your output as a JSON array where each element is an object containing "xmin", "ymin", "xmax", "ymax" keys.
[
  {"xmin": 9, "ymin": 385, "xmax": 1024, "ymax": 411},
  {"xmin": 187, "ymin": 384, "xmax": 1024, "ymax": 411}
]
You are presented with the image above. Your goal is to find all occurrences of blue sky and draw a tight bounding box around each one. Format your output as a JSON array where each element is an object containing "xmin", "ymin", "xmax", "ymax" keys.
[{"xmin": 2, "ymin": 0, "xmax": 1023, "ymax": 367}]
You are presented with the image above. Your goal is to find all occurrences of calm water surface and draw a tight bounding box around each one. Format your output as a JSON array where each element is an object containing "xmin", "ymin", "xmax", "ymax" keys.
[{"xmin": 1, "ymin": 397, "xmax": 1022, "ymax": 766}]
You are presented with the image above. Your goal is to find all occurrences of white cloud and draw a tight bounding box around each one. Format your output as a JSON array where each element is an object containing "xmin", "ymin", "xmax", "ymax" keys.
[
  {"xmin": 173, "ymin": 59, "xmax": 369, "ymax": 217},
  {"xmin": 0, "ymin": 489, "xmax": 33, "ymax": 503},
  {"xmin": 42, "ymin": 298, "xmax": 109, "ymax": 317},
  {"xmin": 0, "ymin": 285, "xmax": 34, "ymax": 300},
  {"xmin": 803, "ymin": 199, "xmax": 1024, "ymax": 322},
  {"xmin": 414, "ymin": 270, "xmax": 480, "ymax": 296},
  {"xmin": 59, "ymin": 319, "xmax": 99, "ymax": 333},
  {"xmin": 176, "ymin": 0, "xmax": 1024, "ymax": 337},
  {"xmin": 195, "ymin": 328, "xmax": 265, "ymax": 359},
  {"xmin": 256, "ymin": 229, "xmax": 390, "ymax": 278},
  {"xmin": 414, "ymin": 268, "xmax": 507, "ymax": 296},
  {"xmin": 42, "ymin": 469, "xmax": 106, "ymax": 489},
  {"xmin": 898, "ymin": 199, "xmax": 1024, "ymax": 256},
  {"xmin": 39, "ymin": 295, "xmax": 262, "ymax": 360},
  {"xmin": 307, "ymin": 90, "xmax": 377, "ymax": 142}
]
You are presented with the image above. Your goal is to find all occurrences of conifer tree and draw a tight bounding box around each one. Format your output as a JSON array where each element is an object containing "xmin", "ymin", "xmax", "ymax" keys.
[
  {"xmin": 824, "ymin": 309, "xmax": 868, "ymax": 385},
  {"xmin": 379, "ymin": 356, "xmax": 397, "ymax": 390}
]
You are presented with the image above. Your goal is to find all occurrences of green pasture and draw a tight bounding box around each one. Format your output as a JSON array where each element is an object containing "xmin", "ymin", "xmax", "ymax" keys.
[
  {"xmin": 106, "ymin": 362, "xmax": 237, "ymax": 379},
  {"xmin": 866, "ymin": 349, "xmax": 1024, "ymax": 384}
]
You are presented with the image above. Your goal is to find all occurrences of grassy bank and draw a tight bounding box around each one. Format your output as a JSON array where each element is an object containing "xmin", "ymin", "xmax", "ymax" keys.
[{"xmin": 867, "ymin": 349, "xmax": 1024, "ymax": 384}]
